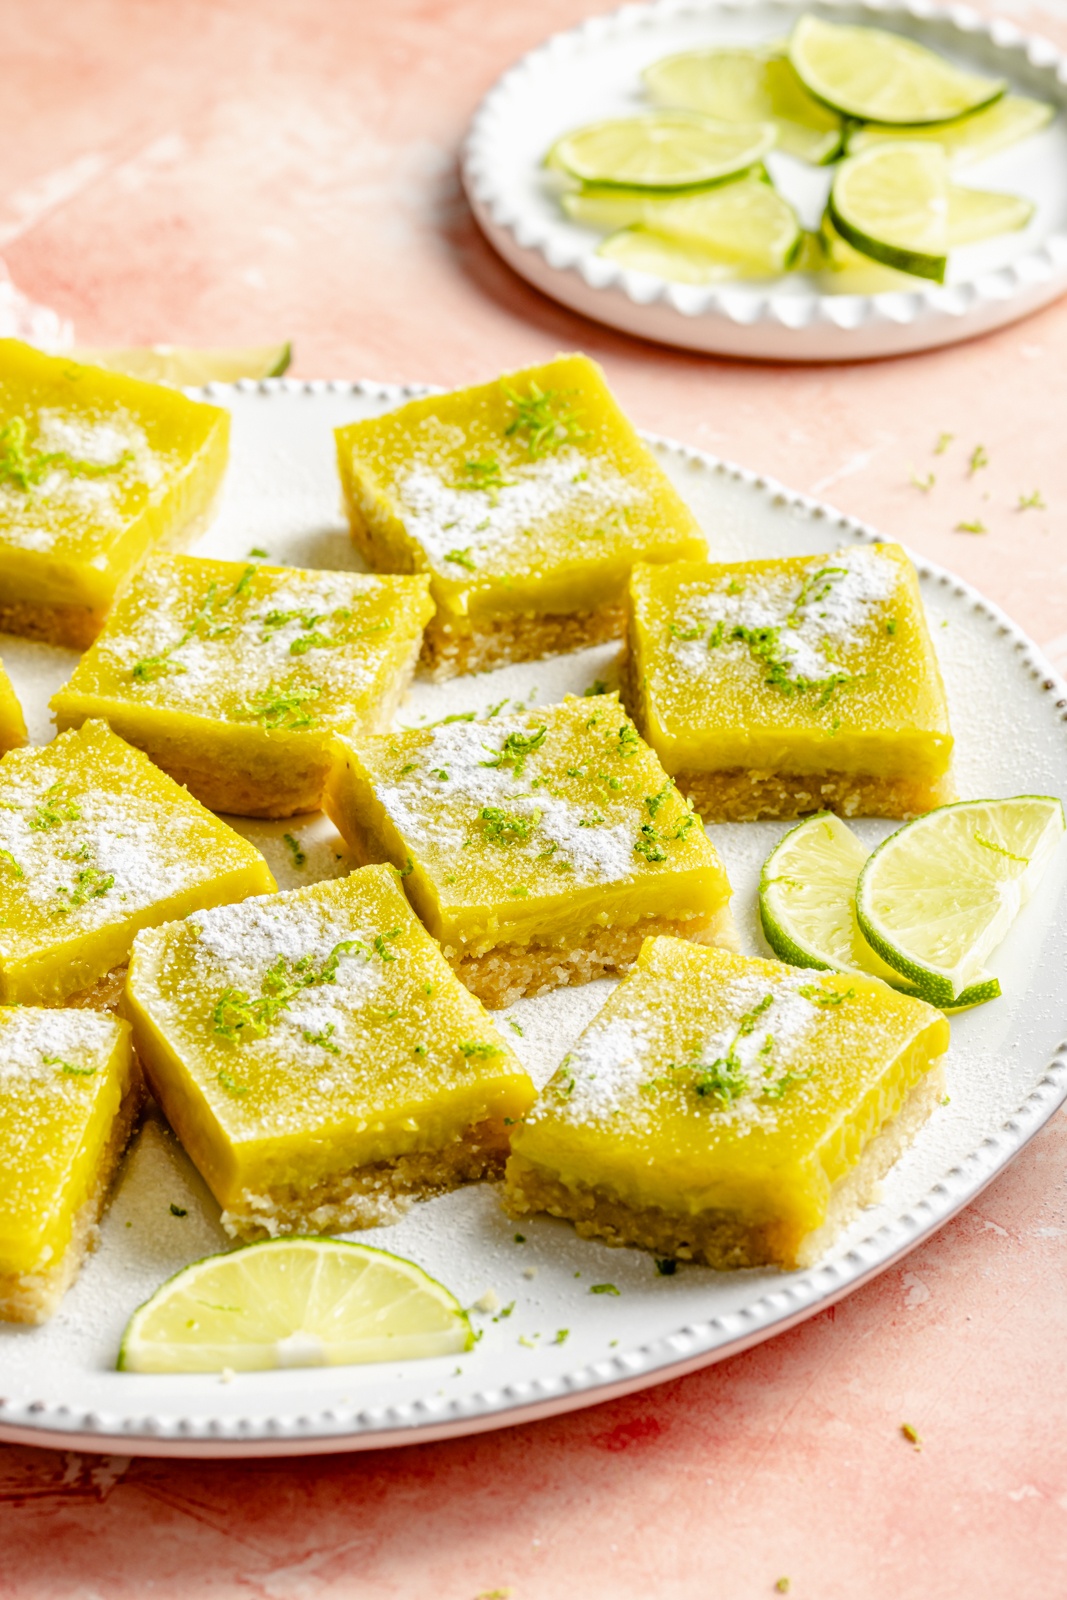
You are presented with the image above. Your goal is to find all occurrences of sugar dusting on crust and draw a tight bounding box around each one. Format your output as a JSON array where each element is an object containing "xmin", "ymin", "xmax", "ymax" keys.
[
  {"xmin": 669, "ymin": 547, "xmax": 900, "ymax": 684},
  {"xmin": 394, "ymin": 447, "xmax": 644, "ymax": 574}
]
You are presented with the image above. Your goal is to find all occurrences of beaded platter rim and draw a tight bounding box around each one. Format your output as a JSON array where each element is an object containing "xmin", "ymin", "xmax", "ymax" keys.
[
  {"xmin": 1, "ymin": 374, "xmax": 1065, "ymax": 1458},
  {"xmin": 461, "ymin": 0, "xmax": 1067, "ymax": 358}
]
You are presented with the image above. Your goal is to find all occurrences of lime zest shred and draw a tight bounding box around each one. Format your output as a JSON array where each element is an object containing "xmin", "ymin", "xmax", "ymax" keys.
[
  {"xmin": 282, "ymin": 832, "xmax": 306, "ymax": 868},
  {"xmin": 501, "ymin": 379, "xmax": 589, "ymax": 459},
  {"xmin": 0, "ymin": 415, "xmax": 133, "ymax": 493},
  {"xmin": 44, "ymin": 1053, "xmax": 96, "ymax": 1077}
]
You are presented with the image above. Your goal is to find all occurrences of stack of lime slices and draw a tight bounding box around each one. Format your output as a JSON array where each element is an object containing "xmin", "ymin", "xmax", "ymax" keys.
[
  {"xmin": 548, "ymin": 14, "xmax": 1051, "ymax": 287},
  {"xmin": 759, "ymin": 797, "xmax": 1064, "ymax": 1012}
]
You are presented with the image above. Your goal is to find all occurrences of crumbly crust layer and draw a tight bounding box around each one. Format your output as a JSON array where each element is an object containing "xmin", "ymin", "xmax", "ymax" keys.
[
  {"xmin": 0, "ymin": 1070, "xmax": 144, "ymax": 1325},
  {"xmin": 0, "ymin": 599, "xmax": 107, "ymax": 651},
  {"xmin": 419, "ymin": 603, "xmax": 626, "ymax": 681},
  {"xmin": 503, "ymin": 1063, "xmax": 945, "ymax": 1272},
  {"xmin": 450, "ymin": 904, "xmax": 739, "ymax": 1010},
  {"xmin": 675, "ymin": 767, "xmax": 957, "ymax": 824},
  {"xmin": 221, "ymin": 1115, "xmax": 514, "ymax": 1241}
]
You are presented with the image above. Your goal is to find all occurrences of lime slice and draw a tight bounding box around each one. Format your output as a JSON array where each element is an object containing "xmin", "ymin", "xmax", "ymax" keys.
[
  {"xmin": 820, "ymin": 214, "xmax": 924, "ymax": 290},
  {"xmin": 791, "ymin": 229, "xmax": 828, "ymax": 273},
  {"xmin": 118, "ymin": 1237, "xmax": 472, "ymax": 1373},
  {"xmin": 829, "ymin": 143, "xmax": 949, "ymax": 282},
  {"xmin": 643, "ymin": 47, "xmax": 843, "ymax": 164},
  {"xmin": 790, "ymin": 15, "xmax": 1005, "ymax": 126},
  {"xmin": 947, "ymin": 184, "xmax": 1033, "ymax": 246},
  {"xmin": 848, "ymin": 94, "xmax": 1054, "ymax": 168},
  {"xmin": 856, "ymin": 797, "xmax": 1066, "ymax": 1007},
  {"xmin": 74, "ymin": 343, "xmax": 292, "ymax": 385},
  {"xmin": 561, "ymin": 167, "xmax": 766, "ymax": 232},
  {"xmin": 547, "ymin": 113, "xmax": 776, "ymax": 190},
  {"xmin": 597, "ymin": 228, "xmax": 742, "ymax": 284},
  {"xmin": 759, "ymin": 811, "xmax": 1000, "ymax": 1009}
]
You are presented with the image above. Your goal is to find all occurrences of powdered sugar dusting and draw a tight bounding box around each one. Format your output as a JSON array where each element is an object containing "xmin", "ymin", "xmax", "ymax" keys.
[
  {"xmin": 670, "ymin": 546, "xmax": 900, "ymax": 684},
  {"xmin": 0, "ymin": 1006, "xmax": 119, "ymax": 1089},
  {"xmin": 394, "ymin": 448, "xmax": 644, "ymax": 574}
]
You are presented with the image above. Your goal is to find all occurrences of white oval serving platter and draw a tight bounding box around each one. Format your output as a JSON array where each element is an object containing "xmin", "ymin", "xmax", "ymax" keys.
[
  {"xmin": 463, "ymin": 0, "xmax": 1067, "ymax": 360},
  {"xmin": 0, "ymin": 378, "xmax": 1065, "ymax": 1458}
]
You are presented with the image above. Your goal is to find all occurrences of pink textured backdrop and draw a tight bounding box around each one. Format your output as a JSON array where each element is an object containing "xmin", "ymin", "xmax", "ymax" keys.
[{"xmin": 2, "ymin": 2, "xmax": 1066, "ymax": 1596}]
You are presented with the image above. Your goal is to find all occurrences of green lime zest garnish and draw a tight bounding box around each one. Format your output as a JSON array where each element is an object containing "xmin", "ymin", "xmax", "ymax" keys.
[
  {"xmin": 44, "ymin": 1053, "xmax": 96, "ymax": 1077},
  {"xmin": 502, "ymin": 380, "xmax": 589, "ymax": 459},
  {"xmin": 0, "ymin": 415, "xmax": 133, "ymax": 493}
]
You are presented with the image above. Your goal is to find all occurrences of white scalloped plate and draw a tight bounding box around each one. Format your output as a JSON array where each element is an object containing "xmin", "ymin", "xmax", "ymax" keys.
[
  {"xmin": 463, "ymin": 0, "xmax": 1067, "ymax": 359},
  {"xmin": 1, "ymin": 378, "xmax": 1065, "ymax": 1459}
]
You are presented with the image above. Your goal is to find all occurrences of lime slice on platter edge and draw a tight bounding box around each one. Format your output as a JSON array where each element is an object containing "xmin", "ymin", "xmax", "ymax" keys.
[
  {"xmin": 547, "ymin": 113, "xmax": 777, "ymax": 190},
  {"xmin": 847, "ymin": 93, "xmax": 1055, "ymax": 168},
  {"xmin": 597, "ymin": 228, "xmax": 743, "ymax": 285},
  {"xmin": 855, "ymin": 796, "xmax": 1066, "ymax": 1010},
  {"xmin": 74, "ymin": 343, "xmax": 293, "ymax": 385},
  {"xmin": 643, "ymin": 47, "xmax": 843, "ymax": 165},
  {"xmin": 758, "ymin": 811, "xmax": 1000, "ymax": 1011},
  {"xmin": 789, "ymin": 14, "xmax": 1007, "ymax": 127},
  {"xmin": 829, "ymin": 143, "xmax": 950, "ymax": 282},
  {"xmin": 118, "ymin": 1236, "xmax": 472, "ymax": 1374}
]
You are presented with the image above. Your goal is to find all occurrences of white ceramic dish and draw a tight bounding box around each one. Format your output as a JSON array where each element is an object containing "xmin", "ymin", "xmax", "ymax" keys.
[
  {"xmin": 1, "ymin": 378, "xmax": 1065, "ymax": 1459},
  {"xmin": 463, "ymin": 0, "xmax": 1067, "ymax": 360}
]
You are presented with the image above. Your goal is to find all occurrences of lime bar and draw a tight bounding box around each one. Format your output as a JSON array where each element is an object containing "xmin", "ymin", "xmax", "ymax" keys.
[
  {"xmin": 325, "ymin": 695, "xmax": 735, "ymax": 1008},
  {"xmin": 119, "ymin": 1238, "xmax": 471, "ymax": 1373},
  {"xmin": 624, "ymin": 543, "xmax": 953, "ymax": 822},
  {"xmin": 0, "ymin": 1006, "xmax": 139, "ymax": 1323},
  {"xmin": 0, "ymin": 720, "xmax": 275, "ymax": 1006},
  {"xmin": 51, "ymin": 555, "xmax": 433, "ymax": 818},
  {"xmin": 124, "ymin": 864, "xmax": 536, "ymax": 1239},
  {"xmin": 335, "ymin": 354, "xmax": 706, "ymax": 678},
  {"xmin": 0, "ymin": 657, "xmax": 27, "ymax": 755},
  {"xmin": 505, "ymin": 938, "xmax": 949, "ymax": 1271},
  {"xmin": 0, "ymin": 340, "xmax": 229, "ymax": 648}
]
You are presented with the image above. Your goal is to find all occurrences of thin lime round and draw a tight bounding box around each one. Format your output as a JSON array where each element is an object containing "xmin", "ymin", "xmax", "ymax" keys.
[
  {"xmin": 855, "ymin": 796, "xmax": 1065, "ymax": 1007},
  {"xmin": 74, "ymin": 343, "xmax": 293, "ymax": 385},
  {"xmin": 829, "ymin": 143, "xmax": 950, "ymax": 282},
  {"xmin": 118, "ymin": 1237, "xmax": 472, "ymax": 1373},
  {"xmin": 548, "ymin": 113, "xmax": 776, "ymax": 190},
  {"xmin": 643, "ymin": 47, "xmax": 843, "ymax": 164},
  {"xmin": 789, "ymin": 15, "xmax": 1006, "ymax": 126},
  {"xmin": 759, "ymin": 811, "xmax": 1000, "ymax": 1009}
]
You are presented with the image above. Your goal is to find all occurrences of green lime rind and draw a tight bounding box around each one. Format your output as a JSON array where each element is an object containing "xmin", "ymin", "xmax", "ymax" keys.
[
  {"xmin": 548, "ymin": 113, "xmax": 777, "ymax": 191},
  {"xmin": 855, "ymin": 795, "xmax": 1066, "ymax": 1007},
  {"xmin": 829, "ymin": 143, "xmax": 949, "ymax": 283},
  {"xmin": 789, "ymin": 15, "xmax": 1007, "ymax": 127},
  {"xmin": 561, "ymin": 168, "xmax": 765, "ymax": 232},
  {"xmin": 118, "ymin": 1235, "xmax": 471, "ymax": 1374}
]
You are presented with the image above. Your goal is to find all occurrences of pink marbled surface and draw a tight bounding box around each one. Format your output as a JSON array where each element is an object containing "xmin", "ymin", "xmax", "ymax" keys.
[{"xmin": 2, "ymin": 2, "xmax": 1066, "ymax": 1595}]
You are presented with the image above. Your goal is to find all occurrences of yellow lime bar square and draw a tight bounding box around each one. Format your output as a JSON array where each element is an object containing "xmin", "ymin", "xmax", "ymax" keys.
[
  {"xmin": 505, "ymin": 937, "xmax": 949, "ymax": 1270},
  {"xmin": 0, "ymin": 657, "xmax": 27, "ymax": 755},
  {"xmin": 335, "ymin": 353, "xmax": 707, "ymax": 677},
  {"xmin": 0, "ymin": 719, "xmax": 275, "ymax": 1006},
  {"xmin": 0, "ymin": 1005, "xmax": 139, "ymax": 1323},
  {"xmin": 125, "ymin": 863, "xmax": 536, "ymax": 1239},
  {"xmin": 325, "ymin": 694, "xmax": 735, "ymax": 1009},
  {"xmin": 625, "ymin": 542, "xmax": 953, "ymax": 821},
  {"xmin": 0, "ymin": 340, "xmax": 230, "ymax": 648},
  {"xmin": 50, "ymin": 555, "xmax": 434, "ymax": 817}
]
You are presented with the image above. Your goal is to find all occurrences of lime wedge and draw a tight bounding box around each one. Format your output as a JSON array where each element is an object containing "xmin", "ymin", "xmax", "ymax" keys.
[
  {"xmin": 829, "ymin": 143, "xmax": 949, "ymax": 282},
  {"xmin": 562, "ymin": 167, "xmax": 765, "ymax": 232},
  {"xmin": 74, "ymin": 343, "xmax": 293, "ymax": 385},
  {"xmin": 643, "ymin": 47, "xmax": 843, "ymax": 164},
  {"xmin": 848, "ymin": 94, "xmax": 1054, "ymax": 168},
  {"xmin": 597, "ymin": 228, "xmax": 742, "ymax": 284},
  {"xmin": 820, "ymin": 214, "xmax": 924, "ymax": 290},
  {"xmin": 548, "ymin": 113, "xmax": 776, "ymax": 190},
  {"xmin": 118, "ymin": 1237, "xmax": 472, "ymax": 1373},
  {"xmin": 759, "ymin": 811, "xmax": 1000, "ymax": 1009},
  {"xmin": 947, "ymin": 184, "xmax": 1033, "ymax": 247},
  {"xmin": 856, "ymin": 797, "xmax": 1065, "ymax": 1007},
  {"xmin": 790, "ymin": 15, "xmax": 1006, "ymax": 126}
]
